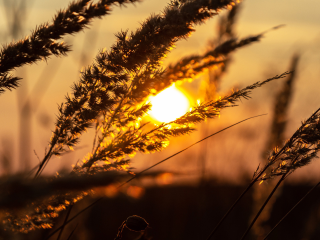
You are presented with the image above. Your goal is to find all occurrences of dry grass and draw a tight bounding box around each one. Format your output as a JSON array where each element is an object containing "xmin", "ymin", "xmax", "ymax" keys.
[{"xmin": 0, "ymin": 0, "xmax": 319, "ymax": 239}]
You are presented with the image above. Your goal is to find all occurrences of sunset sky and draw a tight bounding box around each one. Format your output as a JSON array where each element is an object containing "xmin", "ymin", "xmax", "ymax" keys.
[{"xmin": 0, "ymin": 0, "xmax": 320, "ymax": 182}]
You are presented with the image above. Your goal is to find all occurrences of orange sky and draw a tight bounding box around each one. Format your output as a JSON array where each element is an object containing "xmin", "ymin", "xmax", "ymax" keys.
[{"xmin": 0, "ymin": 0, "xmax": 320, "ymax": 183}]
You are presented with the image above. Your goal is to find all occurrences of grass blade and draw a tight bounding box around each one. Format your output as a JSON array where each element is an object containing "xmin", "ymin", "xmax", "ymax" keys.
[
  {"xmin": 119, "ymin": 114, "xmax": 267, "ymax": 188},
  {"xmin": 45, "ymin": 114, "xmax": 265, "ymax": 239},
  {"xmin": 263, "ymin": 180, "xmax": 320, "ymax": 240}
]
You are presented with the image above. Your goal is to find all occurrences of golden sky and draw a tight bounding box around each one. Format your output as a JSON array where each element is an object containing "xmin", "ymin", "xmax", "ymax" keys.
[{"xmin": 0, "ymin": 0, "xmax": 320, "ymax": 182}]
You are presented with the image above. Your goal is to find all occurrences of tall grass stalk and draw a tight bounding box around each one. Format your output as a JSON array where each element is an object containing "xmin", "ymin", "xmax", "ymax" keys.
[
  {"xmin": 263, "ymin": 180, "xmax": 320, "ymax": 239},
  {"xmin": 251, "ymin": 54, "xmax": 300, "ymax": 239},
  {"xmin": 207, "ymin": 107, "xmax": 320, "ymax": 239},
  {"xmin": 1, "ymin": 0, "xmax": 319, "ymax": 239}
]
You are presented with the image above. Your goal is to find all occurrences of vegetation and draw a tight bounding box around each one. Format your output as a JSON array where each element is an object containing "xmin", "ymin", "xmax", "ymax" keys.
[{"xmin": 0, "ymin": 0, "xmax": 319, "ymax": 239}]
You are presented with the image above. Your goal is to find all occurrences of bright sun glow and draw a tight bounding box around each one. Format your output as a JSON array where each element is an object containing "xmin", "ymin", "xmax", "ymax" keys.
[{"xmin": 148, "ymin": 84, "xmax": 190, "ymax": 123}]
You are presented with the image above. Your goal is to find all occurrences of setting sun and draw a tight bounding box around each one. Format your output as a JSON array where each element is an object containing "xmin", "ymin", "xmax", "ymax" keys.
[{"xmin": 148, "ymin": 84, "xmax": 190, "ymax": 123}]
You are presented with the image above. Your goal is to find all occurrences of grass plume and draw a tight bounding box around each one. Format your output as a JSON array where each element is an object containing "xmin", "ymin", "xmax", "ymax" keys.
[{"xmin": 1, "ymin": 0, "xmax": 319, "ymax": 239}]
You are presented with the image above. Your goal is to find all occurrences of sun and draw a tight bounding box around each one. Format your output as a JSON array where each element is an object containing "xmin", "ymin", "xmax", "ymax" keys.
[{"xmin": 148, "ymin": 84, "xmax": 190, "ymax": 123}]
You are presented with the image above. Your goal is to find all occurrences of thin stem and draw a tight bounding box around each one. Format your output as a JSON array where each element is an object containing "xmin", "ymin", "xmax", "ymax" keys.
[
  {"xmin": 209, "ymin": 108, "xmax": 320, "ymax": 239},
  {"xmin": 263, "ymin": 180, "xmax": 320, "ymax": 240},
  {"xmin": 86, "ymin": 98, "xmax": 127, "ymax": 170},
  {"xmin": 34, "ymin": 144, "xmax": 54, "ymax": 178},
  {"xmin": 114, "ymin": 221, "xmax": 126, "ymax": 240},
  {"xmin": 265, "ymin": 108, "xmax": 320, "ymax": 169},
  {"xmin": 45, "ymin": 198, "xmax": 102, "ymax": 240},
  {"xmin": 206, "ymin": 179, "xmax": 258, "ymax": 240},
  {"xmin": 46, "ymin": 115, "xmax": 263, "ymax": 239},
  {"xmin": 119, "ymin": 114, "xmax": 266, "ymax": 188},
  {"xmin": 207, "ymin": 117, "xmax": 297, "ymax": 239},
  {"xmin": 88, "ymin": 76, "xmax": 135, "ymax": 169},
  {"xmin": 240, "ymin": 174, "xmax": 286, "ymax": 240},
  {"xmin": 57, "ymin": 205, "xmax": 73, "ymax": 240},
  {"xmin": 206, "ymin": 151, "xmax": 273, "ymax": 239},
  {"xmin": 91, "ymin": 110, "xmax": 106, "ymax": 153},
  {"xmin": 91, "ymin": 123, "xmax": 100, "ymax": 154},
  {"xmin": 66, "ymin": 223, "xmax": 78, "ymax": 240},
  {"xmin": 37, "ymin": 78, "xmax": 103, "ymax": 176}
]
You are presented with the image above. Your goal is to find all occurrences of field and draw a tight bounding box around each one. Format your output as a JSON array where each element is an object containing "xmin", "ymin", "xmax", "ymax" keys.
[{"xmin": 0, "ymin": 0, "xmax": 320, "ymax": 239}]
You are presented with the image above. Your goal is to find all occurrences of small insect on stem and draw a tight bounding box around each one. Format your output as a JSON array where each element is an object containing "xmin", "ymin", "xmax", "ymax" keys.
[{"xmin": 114, "ymin": 215, "xmax": 149, "ymax": 240}]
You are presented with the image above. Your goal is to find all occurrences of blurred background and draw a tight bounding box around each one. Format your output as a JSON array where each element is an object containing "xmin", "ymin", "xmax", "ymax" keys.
[{"xmin": 1, "ymin": 0, "xmax": 320, "ymax": 239}]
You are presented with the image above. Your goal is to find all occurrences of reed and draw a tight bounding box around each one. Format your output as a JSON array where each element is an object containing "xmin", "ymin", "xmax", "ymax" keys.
[
  {"xmin": 0, "ymin": 0, "xmax": 318, "ymax": 239},
  {"xmin": 250, "ymin": 54, "xmax": 300, "ymax": 239}
]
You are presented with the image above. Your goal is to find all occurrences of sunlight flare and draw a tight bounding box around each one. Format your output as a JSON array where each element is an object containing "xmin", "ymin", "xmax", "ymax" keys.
[{"xmin": 148, "ymin": 84, "xmax": 190, "ymax": 123}]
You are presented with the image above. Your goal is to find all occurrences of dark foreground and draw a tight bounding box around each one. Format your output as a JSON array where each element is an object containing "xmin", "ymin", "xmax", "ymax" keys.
[{"xmin": 4, "ymin": 182, "xmax": 320, "ymax": 240}]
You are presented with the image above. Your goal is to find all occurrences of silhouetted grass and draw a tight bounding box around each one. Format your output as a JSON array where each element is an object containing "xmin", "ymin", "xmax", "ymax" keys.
[{"xmin": 0, "ymin": 0, "xmax": 320, "ymax": 239}]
